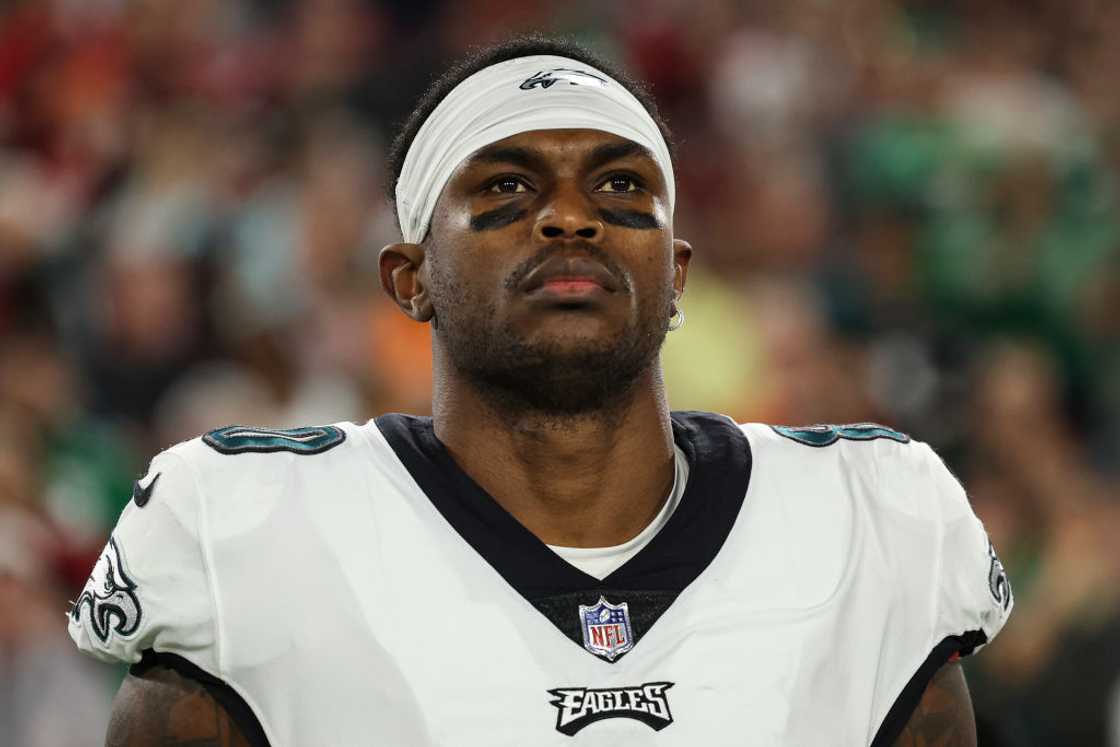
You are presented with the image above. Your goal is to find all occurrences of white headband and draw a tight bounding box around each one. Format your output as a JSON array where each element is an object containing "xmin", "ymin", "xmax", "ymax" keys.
[{"xmin": 395, "ymin": 54, "xmax": 675, "ymax": 243}]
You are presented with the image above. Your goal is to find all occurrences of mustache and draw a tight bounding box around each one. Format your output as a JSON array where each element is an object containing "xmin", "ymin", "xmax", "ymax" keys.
[
  {"xmin": 504, "ymin": 241, "xmax": 632, "ymax": 293},
  {"xmin": 470, "ymin": 206, "xmax": 662, "ymax": 233}
]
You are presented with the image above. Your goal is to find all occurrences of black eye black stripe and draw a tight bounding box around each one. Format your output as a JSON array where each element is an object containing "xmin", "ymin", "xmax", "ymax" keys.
[
  {"xmin": 471, "ymin": 205, "xmax": 529, "ymax": 231},
  {"xmin": 469, "ymin": 206, "xmax": 660, "ymax": 232},
  {"xmin": 599, "ymin": 209, "xmax": 660, "ymax": 230}
]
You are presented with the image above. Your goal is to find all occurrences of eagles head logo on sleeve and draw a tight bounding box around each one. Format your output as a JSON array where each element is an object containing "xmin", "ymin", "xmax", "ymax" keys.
[
  {"xmin": 70, "ymin": 536, "xmax": 142, "ymax": 643},
  {"xmin": 987, "ymin": 540, "xmax": 1012, "ymax": 611}
]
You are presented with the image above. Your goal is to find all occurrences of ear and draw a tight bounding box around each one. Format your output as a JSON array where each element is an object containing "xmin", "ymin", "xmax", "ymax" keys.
[
  {"xmin": 378, "ymin": 243, "xmax": 434, "ymax": 323},
  {"xmin": 671, "ymin": 238, "xmax": 692, "ymax": 304}
]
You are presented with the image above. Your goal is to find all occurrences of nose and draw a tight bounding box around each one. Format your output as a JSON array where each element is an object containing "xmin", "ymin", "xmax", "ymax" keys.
[{"xmin": 533, "ymin": 184, "xmax": 604, "ymax": 244}]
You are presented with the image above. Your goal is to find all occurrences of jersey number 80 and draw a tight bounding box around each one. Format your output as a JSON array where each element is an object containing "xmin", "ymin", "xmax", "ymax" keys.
[{"xmin": 202, "ymin": 425, "xmax": 346, "ymax": 455}]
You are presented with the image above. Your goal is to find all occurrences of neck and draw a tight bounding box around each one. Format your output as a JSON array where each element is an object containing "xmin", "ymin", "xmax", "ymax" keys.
[{"xmin": 431, "ymin": 361, "xmax": 676, "ymax": 548}]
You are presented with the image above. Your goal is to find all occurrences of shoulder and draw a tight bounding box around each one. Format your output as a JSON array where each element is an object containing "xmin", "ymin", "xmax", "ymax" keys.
[
  {"xmin": 741, "ymin": 420, "xmax": 1012, "ymax": 651},
  {"xmin": 68, "ymin": 420, "xmax": 378, "ymax": 668},
  {"xmin": 739, "ymin": 421, "xmax": 968, "ymax": 524},
  {"xmin": 737, "ymin": 421, "xmax": 918, "ymax": 493},
  {"xmin": 160, "ymin": 420, "xmax": 380, "ymax": 503},
  {"xmin": 173, "ymin": 421, "xmax": 361, "ymax": 473},
  {"xmin": 198, "ymin": 423, "xmax": 351, "ymax": 457},
  {"xmin": 739, "ymin": 420, "xmax": 915, "ymax": 465},
  {"xmin": 680, "ymin": 414, "xmax": 951, "ymax": 522},
  {"xmin": 96, "ymin": 421, "xmax": 370, "ymax": 538}
]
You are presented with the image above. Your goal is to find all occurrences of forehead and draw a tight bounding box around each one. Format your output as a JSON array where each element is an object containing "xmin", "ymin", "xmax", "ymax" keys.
[{"xmin": 460, "ymin": 129, "xmax": 657, "ymax": 171}]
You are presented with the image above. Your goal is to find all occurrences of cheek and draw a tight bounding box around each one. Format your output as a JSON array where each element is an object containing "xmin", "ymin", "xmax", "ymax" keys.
[
  {"xmin": 650, "ymin": 195, "xmax": 672, "ymax": 231},
  {"xmin": 431, "ymin": 193, "xmax": 521, "ymax": 256},
  {"xmin": 630, "ymin": 236, "xmax": 675, "ymax": 283},
  {"xmin": 644, "ymin": 241, "xmax": 679, "ymax": 304},
  {"xmin": 427, "ymin": 211, "xmax": 483, "ymax": 288},
  {"xmin": 430, "ymin": 218, "xmax": 530, "ymax": 295},
  {"xmin": 426, "ymin": 242, "xmax": 507, "ymax": 311},
  {"xmin": 433, "ymin": 199, "xmax": 475, "ymax": 236}
]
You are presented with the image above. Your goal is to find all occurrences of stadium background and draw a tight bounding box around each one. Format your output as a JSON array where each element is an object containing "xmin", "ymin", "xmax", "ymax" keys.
[{"xmin": 1, "ymin": 0, "xmax": 1118, "ymax": 744}]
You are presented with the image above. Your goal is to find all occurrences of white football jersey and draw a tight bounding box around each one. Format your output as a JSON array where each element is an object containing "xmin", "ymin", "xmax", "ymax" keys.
[{"xmin": 69, "ymin": 412, "xmax": 1012, "ymax": 746}]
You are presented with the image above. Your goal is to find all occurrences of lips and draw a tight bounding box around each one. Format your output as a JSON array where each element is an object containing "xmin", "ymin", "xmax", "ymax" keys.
[{"xmin": 519, "ymin": 255, "xmax": 622, "ymax": 295}]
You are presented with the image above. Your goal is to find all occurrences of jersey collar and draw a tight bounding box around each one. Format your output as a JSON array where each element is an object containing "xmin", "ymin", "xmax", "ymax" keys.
[{"xmin": 375, "ymin": 410, "xmax": 753, "ymax": 661}]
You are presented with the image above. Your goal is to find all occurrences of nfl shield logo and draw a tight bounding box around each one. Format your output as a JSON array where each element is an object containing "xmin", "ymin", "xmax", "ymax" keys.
[{"xmin": 579, "ymin": 596, "xmax": 635, "ymax": 661}]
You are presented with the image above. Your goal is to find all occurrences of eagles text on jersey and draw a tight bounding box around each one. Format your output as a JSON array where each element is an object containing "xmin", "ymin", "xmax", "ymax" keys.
[{"xmin": 69, "ymin": 415, "xmax": 1012, "ymax": 745}]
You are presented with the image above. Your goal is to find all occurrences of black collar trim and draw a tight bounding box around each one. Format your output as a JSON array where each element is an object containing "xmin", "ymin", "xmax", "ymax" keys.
[
  {"xmin": 375, "ymin": 411, "xmax": 752, "ymax": 655},
  {"xmin": 375, "ymin": 411, "xmax": 751, "ymax": 597}
]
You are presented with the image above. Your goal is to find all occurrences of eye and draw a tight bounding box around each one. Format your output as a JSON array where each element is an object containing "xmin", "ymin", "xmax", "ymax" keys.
[
  {"xmin": 596, "ymin": 174, "xmax": 640, "ymax": 193},
  {"xmin": 488, "ymin": 176, "xmax": 529, "ymax": 194}
]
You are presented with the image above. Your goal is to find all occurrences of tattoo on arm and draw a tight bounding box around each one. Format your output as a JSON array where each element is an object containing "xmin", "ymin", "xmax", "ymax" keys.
[
  {"xmin": 106, "ymin": 666, "xmax": 252, "ymax": 747},
  {"xmin": 893, "ymin": 660, "xmax": 977, "ymax": 747}
]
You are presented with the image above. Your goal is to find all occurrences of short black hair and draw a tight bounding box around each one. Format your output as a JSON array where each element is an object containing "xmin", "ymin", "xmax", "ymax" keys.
[{"xmin": 385, "ymin": 34, "xmax": 674, "ymax": 206}]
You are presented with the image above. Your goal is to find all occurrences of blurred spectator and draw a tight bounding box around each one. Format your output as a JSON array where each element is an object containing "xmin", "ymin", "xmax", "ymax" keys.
[
  {"xmin": 0, "ymin": 480, "xmax": 112, "ymax": 747},
  {"xmin": 964, "ymin": 340, "xmax": 1120, "ymax": 745}
]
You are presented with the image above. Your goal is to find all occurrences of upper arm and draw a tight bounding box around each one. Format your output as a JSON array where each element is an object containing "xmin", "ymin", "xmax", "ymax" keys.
[
  {"xmin": 892, "ymin": 661, "xmax": 976, "ymax": 747},
  {"xmin": 107, "ymin": 666, "xmax": 252, "ymax": 747}
]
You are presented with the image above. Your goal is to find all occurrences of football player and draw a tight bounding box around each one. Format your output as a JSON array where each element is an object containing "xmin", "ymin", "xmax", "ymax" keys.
[{"xmin": 71, "ymin": 36, "xmax": 1012, "ymax": 746}]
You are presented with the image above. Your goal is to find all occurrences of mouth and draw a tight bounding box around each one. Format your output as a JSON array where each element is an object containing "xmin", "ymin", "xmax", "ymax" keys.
[{"xmin": 519, "ymin": 255, "xmax": 622, "ymax": 301}]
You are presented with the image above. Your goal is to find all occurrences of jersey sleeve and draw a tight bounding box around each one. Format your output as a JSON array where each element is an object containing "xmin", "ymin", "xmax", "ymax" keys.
[
  {"xmin": 68, "ymin": 446, "xmax": 217, "ymax": 671},
  {"xmin": 893, "ymin": 441, "xmax": 1013, "ymax": 655}
]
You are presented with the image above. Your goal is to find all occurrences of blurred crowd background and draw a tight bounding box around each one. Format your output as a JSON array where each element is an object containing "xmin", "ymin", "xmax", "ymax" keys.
[{"xmin": 1, "ymin": 0, "xmax": 1118, "ymax": 744}]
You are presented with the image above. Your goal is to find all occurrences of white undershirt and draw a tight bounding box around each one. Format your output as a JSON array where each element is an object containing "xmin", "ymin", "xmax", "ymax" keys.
[{"xmin": 547, "ymin": 445, "xmax": 690, "ymax": 580}]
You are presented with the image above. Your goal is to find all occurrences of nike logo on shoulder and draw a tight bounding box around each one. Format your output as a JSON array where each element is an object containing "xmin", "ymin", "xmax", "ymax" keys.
[{"xmin": 132, "ymin": 473, "xmax": 161, "ymax": 508}]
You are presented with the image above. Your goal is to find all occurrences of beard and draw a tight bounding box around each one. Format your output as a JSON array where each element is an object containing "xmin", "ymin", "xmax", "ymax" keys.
[{"xmin": 429, "ymin": 263, "xmax": 673, "ymax": 420}]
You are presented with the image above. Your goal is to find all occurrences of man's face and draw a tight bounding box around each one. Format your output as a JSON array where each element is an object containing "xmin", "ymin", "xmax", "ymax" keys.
[{"xmin": 404, "ymin": 128, "xmax": 688, "ymax": 415}]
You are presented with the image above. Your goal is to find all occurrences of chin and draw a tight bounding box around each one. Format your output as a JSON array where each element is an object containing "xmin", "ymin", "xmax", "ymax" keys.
[
  {"xmin": 521, "ymin": 310, "xmax": 625, "ymax": 346},
  {"xmin": 479, "ymin": 329, "xmax": 661, "ymax": 416},
  {"xmin": 537, "ymin": 327, "xmax": 618, "ymax": 351},
  {"xmin": 440, "ymin": 303, "xmax": 667, "ymax": 416}
]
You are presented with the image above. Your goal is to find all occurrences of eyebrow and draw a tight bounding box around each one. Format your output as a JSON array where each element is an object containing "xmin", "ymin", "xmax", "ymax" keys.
[
  {"xmin": 468, "ymin": 146, "xmax": 548, "ymax": 171},
  {"xmin": 585, "ymin": 140, "xmax": 651, "ymax": 172},
  {"xmin": 466, "ymin": 139, "xmax": 654, "ymax": 174}
]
